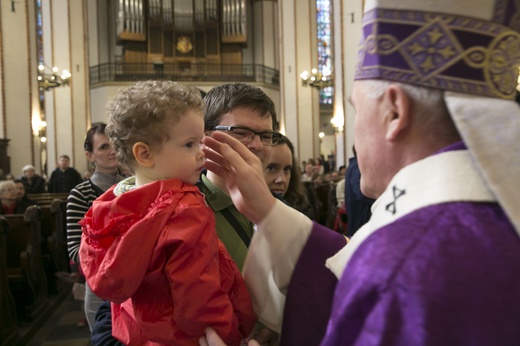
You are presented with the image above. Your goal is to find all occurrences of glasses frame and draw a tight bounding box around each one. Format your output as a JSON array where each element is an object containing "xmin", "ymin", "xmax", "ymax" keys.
[{"xmin": 213, "ymin": 126, "xmax": 282, "ymax": 146}]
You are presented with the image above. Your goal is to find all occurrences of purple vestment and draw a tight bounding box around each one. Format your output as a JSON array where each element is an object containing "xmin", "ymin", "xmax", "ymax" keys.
[
  {"xmin": 280, "ymin": 144, "xmax": 520, "ymax": 345},
  {"xmin": 321, "ymin": 202, "xmax": 520, "ymax": 345},
  {"xmin": 280, "ymin": 224, "xmax": 346, "ymax": 345}
]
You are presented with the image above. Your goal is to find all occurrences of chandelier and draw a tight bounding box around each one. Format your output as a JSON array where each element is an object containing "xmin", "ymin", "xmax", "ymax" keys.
[
  {"xmin": 300, "ymin": 68, "xmax": 333, "ymax": 89},
  {"xmin": 37, "ymin": 64, "xmax": 71, "ymax": 91}
]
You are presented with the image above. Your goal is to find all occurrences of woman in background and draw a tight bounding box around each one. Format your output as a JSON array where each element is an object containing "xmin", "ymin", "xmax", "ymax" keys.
[
  {"xmin": 264, "ymin": 134, "xmax": 315, "ymax": 219},
  {"xmin": 66, "ymin": 122, "xmax": 124, "ymax": 330},
  {"xmin": 0, "ymin": 180, "xmax": 32, "ymax": 214}
]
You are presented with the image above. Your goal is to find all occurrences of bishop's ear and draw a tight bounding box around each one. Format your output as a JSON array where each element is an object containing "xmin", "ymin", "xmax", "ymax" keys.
[
  {"xmin": 132, "ymin": 142, "xmax": 155, "ymax": 168},
  {"xmin": 383, "ymin": 84, "xmax": 412, "ymax": 141}
]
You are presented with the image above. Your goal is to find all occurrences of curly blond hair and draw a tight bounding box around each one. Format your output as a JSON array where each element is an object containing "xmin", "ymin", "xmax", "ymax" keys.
[{"xmin": 105, "ymin": 80, "xmax": 205, "ymax": 169}]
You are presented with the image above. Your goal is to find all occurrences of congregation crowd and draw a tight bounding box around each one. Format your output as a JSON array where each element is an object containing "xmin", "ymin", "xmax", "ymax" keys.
[
  {"xmin": 298, "ymin": 153, "xmax": 375, "ymax": 236},
  {"xmin": 0, "ymin": 156, "xmax": 85, "ymax": 215}
]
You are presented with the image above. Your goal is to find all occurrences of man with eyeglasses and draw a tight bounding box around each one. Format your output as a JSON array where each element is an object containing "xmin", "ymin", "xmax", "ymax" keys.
[
  {"xmin": 197, "ymin": 83, "xmax": 282, "ymax": 344},
  {"xmin": 212, "ymin": 126, "xmax": 281, "ymax": 147},
  {"xmin": 200, "ymin": 83, "xmax": 280, "ymax": 272}
]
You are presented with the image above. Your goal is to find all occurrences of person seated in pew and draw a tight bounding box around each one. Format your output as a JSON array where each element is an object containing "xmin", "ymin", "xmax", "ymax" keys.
[
  {"xmin": 0, "ymin": 180, "xmax": 32, "ymax": 215},
  {"xmin": 13, "ymin": 179, "xmax": 36, "ymax": 205},
  {"xmin": 20, "ymin": 164, "xmax": 46, "ymax": 194}
]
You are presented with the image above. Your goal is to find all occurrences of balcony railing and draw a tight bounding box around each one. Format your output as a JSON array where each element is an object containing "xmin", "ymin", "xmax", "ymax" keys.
[{"xmin": 90, "ymin": 63, "xmax": 280, "ymax": 86}]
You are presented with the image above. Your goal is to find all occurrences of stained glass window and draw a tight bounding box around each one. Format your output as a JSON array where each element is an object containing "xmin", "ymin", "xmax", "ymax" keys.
[
  {"xmin": 36, "ymin": 0, "xmax": 43, "ymax": 64},
  {"xmin": 316, "ymin": 0, "xmax": 333, "ymax": 105},
  {"xmin": 36, "ymin": 0, "xmax": 45, "ymax": 106}
]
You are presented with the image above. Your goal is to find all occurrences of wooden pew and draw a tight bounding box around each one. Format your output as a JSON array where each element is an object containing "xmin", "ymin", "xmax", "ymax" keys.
[
  {"xmin": 27, "ymin": 195, "xmax": 71, "ymax": 294},
  {"xmin": 38, "ymin": 204, "xmax": 60, "ymax": 295},
  {"xmin": 0, "ymin": 217, "xmax": 19, "ymax": 345},
  {"xmin": 49, "ymin": 199, "xmax": 69, "ymax": 273},
  {"xmin": 4, "ymin": 206, "xmax": 48, "ymax": 323},
  {"xmin": 26, "ymin": 193, "xmax": 70, "ymax": 207}
]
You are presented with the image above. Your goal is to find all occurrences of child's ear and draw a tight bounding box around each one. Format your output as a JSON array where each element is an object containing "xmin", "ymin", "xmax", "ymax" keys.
[{"xmin": 133, "ymin": 142, "xmax": 155, "ymax": 168}]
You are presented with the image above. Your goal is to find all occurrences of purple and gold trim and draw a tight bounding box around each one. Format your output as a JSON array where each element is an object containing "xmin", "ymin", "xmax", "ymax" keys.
[{"xmin": 355, "ymin": 8, "xmax": 520, "ymax": 99}]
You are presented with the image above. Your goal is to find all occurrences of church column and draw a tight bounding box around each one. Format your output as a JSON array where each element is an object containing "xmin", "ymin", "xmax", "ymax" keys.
[
  {"xmin": 279, "ymin": 0, "xmax": 321, "ymax": 164},
  {"xmin": 0, "ymin": 0, "xmax": 40, "ymax": 176},
  {"xmin": 40, "ymin": 0, "xmax": 90, "ymax": 177},
  {"xmin": 338, "ymin": 0, "xmax": 363, "ymax": 163}
]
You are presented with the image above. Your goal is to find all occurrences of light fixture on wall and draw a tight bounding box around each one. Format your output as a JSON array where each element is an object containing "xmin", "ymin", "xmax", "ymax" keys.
[
  {"xmin": 517, "ymin": 68, "xmax": 520, "ymax": 91},
  {"xmin": 330, "ymin": 112, "xmax": 344, "ymax": 132},
  {"xmin": 37, "ymin": 64, "xmax": 71, "ymax": 91},
  {"xmin": 32, "ymin": 115, "xmax": 47, "ymax": 142},
  {"xmin": 300, "ymin": 68, "xmax": 333, "ymax": 89}
]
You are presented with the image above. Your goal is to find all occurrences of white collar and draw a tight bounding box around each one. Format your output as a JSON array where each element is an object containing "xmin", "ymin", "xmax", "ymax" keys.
[{"xmin": 326, "ymin": 149, "xmax": 496, "ymax": 279}]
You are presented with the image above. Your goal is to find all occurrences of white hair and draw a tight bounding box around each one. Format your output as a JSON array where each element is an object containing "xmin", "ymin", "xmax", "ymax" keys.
[
  {"xmin": 0, "ymin": 180, "xmax": 16, "ymax": 192},
  {"xmin": 361, "ymin": 80, "xmax": 444, "ymax": 114},
  {"xmin": 22, "ymin": 164, "xmax": 36, "ymax": 173},
  {"xmin": 358, "ymin": 80, "xmax": 459, "ymax": 140}
]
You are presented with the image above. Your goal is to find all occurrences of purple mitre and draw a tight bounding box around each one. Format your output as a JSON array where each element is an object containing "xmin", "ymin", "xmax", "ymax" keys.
[{"xmin": 354, "ymin": 1, "xmax": 520, "ymax": 100}]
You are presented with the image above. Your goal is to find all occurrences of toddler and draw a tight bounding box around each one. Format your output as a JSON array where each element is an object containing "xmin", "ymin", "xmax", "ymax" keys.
[{"xmin": 79, "ymin": 80, "xmax": 256, "ymax": 345}]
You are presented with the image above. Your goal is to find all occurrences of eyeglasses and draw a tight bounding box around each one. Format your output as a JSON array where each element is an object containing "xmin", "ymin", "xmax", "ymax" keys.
[{"xmin": 213, "ymin": 126, "xmax": 282, "ymax": 146}]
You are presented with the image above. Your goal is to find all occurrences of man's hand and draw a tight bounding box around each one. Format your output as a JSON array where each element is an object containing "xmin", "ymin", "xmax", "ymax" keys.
[{"xmin": 202, "ymin": 132, "xmax": 276, "ymax": 224}]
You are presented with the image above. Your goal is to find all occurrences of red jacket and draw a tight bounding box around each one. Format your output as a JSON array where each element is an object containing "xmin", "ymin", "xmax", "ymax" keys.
[{"xmin": 79, "ymin": 179, "xmax": 256, "ymax": 345}]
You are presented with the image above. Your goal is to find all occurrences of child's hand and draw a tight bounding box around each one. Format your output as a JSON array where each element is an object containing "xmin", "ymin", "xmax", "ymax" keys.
[
  {"xmin": 199, "ymin": 328, "xmax": 261, "ymax": 346},
  {"xmin": 198, "ymin": 327, "xmax": 223, "ymax": 346}
]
